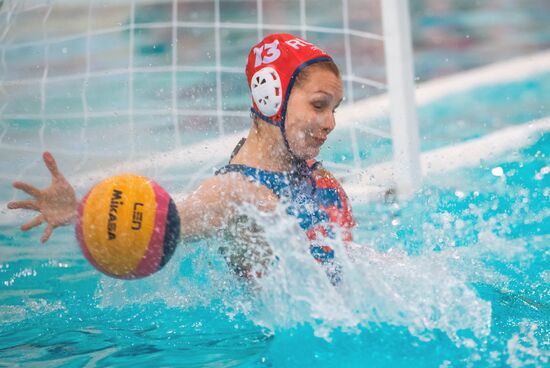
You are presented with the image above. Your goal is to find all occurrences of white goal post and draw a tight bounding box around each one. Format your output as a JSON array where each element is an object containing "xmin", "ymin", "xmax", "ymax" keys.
[{"xmin": 381, "ymin": 0, "xmax": 421, "ymax": 199}]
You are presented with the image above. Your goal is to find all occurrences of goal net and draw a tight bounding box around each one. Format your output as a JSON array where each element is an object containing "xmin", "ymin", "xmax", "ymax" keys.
[{"xmin": 0, "ymin": 0, "xmax": 408, "ymax": 215}]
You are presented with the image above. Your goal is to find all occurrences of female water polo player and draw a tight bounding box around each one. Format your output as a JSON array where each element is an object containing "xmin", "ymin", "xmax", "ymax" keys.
[{"xmin": 7, "ymin": 33, "xmax": 355, "ymax": 283}]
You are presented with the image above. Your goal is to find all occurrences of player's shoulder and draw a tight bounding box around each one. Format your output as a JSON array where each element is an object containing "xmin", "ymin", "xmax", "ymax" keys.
[
  {"xmin": 200, "ymin": 171, "xmax": 255, "ymax": 195},
  {"xmin": 206, "ymin": 169, "xmax": 278, "ymax": 205},
  {"xmin": 307, "ymin": 160, "xmax": 338, "ymax": 182}
]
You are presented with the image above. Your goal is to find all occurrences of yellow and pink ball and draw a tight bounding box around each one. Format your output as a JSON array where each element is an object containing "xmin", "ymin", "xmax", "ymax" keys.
[{"xmin": 76, "ymin": 175, "xmax": 180, "ymax": 279}]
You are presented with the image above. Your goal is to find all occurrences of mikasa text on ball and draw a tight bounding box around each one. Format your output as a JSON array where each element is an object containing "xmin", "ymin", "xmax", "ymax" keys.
[{"xmin": 76, "ymin": 174, "xmax": 180, "ymax": 279}]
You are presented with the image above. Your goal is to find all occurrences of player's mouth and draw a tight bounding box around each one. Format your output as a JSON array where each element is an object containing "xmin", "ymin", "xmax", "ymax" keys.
[{"xmin": 311, "ymin": 135, "xmax": 327, "ymax": 145}]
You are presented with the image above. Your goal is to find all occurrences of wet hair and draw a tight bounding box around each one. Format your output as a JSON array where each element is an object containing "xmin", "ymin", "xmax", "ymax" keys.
[{"xmin": 294, "ymin": 60, "xmax": 341, "ymax": 88}]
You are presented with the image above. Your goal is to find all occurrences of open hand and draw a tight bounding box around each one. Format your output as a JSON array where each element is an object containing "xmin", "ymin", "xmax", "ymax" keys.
[{"xmin": 7, "ymin": 152, "xmax": 78, "ymax": 243}]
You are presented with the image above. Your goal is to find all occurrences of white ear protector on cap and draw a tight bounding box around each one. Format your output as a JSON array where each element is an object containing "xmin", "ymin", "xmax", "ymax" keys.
[{"xmin": 250, "ymin": 67, "xmax": 282, "ymax": 117}]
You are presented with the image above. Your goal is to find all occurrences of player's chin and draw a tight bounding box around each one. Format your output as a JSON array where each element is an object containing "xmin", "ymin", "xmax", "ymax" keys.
[{"xmin": 294, "ymin": 146, "xmax": 321, "ymax": 160}]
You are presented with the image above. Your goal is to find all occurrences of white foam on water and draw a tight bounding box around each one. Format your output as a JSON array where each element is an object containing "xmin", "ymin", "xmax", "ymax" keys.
[
  {"xmin": 241, "ymin": 204, "xmax": 493, "ymax": 343},
  {"xmin": 92, "ymin": 202, "xmax": 502, "ymax": 346},
  {"xmin": 0, "ymin": 298, "xmax": 66, "ymax": 325},
  {"xmin": 506, "ymin": 321, "xmax": 549, "ymax": 368}
]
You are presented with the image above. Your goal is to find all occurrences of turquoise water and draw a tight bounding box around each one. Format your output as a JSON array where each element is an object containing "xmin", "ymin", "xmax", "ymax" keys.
[
  {"xmin": 0, "ymin": 133, "xmax": 547, "ymax": 366},
  {"xmin": 320, "ymin": 72, "xmax": 550, "ymax": 167},
  {"xmin": 1, "ymin": 101, "xmax": 548, "ymax": 366},
  {"xmin": 1, "ymin": 2, "xmax": 550, "ymax": 367}
]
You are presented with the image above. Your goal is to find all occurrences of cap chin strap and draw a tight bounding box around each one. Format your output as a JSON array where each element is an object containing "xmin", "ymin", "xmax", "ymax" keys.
[
  {"xmin": 230, "ymin": 114, "xmax": 314, "ymax": 188},
  {"xmin": 278, "ymin": 118, "xmax": 302, "ymax": 166},
  {"xmin": 251, "ymin": 110, "xmax": 299, "ymax": 161},
  {"xmin": 252, "ymin": 111, "xmax": 312, "ymax": 181}
]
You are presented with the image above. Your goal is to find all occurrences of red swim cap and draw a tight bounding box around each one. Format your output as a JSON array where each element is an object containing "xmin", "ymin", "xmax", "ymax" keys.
[{"xmin": 245, "ymin": 33, "xmax": 333, "ymax": 126}]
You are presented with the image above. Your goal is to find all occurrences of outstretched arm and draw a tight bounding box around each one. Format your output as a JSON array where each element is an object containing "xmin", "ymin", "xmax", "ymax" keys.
[
  {"xmin": 176, "ymin": 173, "xmax": 278, "ymax": 242},
  {"xmin": 7, "ymin": 152, "xmax": 78, "ymax": 242},
  {"xmin": 6, "ymin": 152, "xmax": 278, "ymax": 260},
  {"xmin": 176, "ymin": 173, "xmax": 279, "ymax": 277}
]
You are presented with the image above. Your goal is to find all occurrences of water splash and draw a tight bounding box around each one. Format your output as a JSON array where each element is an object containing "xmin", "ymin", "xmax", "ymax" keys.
[
  {"xmin": 506, "ymin": 321, "xmax": 549, "ymax": 367},
  {"xmin": 243, "ymin": 203, "xmax": 492, "ymax": 343},
  {"xmin": 90, "ymin": 151, "xmax": 547, "ymax": 354}
]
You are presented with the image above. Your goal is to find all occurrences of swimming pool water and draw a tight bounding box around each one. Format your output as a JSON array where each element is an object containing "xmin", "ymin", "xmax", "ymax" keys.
[
  {"xmin": 1, "ymin": 2, "xmax": 549, "ymax": 366},
  {"xmin": 0, "ymin": 126, "xmax": 548, "ymax": 367},
  {"xmin": 320, "ymin": 72, "xmax": 550, "ymax": 168}
]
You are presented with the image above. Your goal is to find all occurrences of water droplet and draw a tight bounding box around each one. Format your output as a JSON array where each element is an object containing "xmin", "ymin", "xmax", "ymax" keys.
[{"xmin": 491, "ymin": 167, "xmax": 504, "ymax": 177}]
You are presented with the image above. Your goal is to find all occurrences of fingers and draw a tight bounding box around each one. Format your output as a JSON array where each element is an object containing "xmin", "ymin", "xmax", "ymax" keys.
[
  {"xmin": 43, "ymin": 151, "xmax": 62, "ymax": 180},
  {"xmin": 41, "ymin": 224, "xmax": 54, "ymax": 243},
  {"xmin": 7, "ymin": 200, "xmax": 39, "ymax": 211},
  {"xmin": 17, "ymin": 214, "xmax": 55, "ymax": 243},
  {"xmin": 21, "ymin": 215, "xmax": 44, "ymax": 231},
  {"xmin": 13, "ymin": 181, "xmax": 41, "ymax": 198}
]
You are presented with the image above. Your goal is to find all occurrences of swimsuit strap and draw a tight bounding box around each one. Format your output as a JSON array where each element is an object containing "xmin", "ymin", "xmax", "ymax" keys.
[
  {"xmin": 229, "ymin": 137, "xmax": 246, "ymax": 161},
  {"xmin": 215, "ymin": 164, "xmax": 291, "ymax": 197}
]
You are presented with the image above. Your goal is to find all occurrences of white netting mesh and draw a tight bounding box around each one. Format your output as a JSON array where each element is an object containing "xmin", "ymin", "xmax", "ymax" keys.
[{"xmin": 0, "ymin": 0, "xmax": 390, "ymax": 207}]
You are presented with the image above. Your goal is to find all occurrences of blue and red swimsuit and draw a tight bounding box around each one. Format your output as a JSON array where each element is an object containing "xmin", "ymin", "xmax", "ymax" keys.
[{"xmin": 216, "ymin": 159, "xmax": 355, "ymax": 283}]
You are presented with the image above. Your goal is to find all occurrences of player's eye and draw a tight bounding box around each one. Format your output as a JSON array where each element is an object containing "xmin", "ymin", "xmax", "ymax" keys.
[{"xmin": 312, "ymin": 100, "xmax": 325, "ymax": 110}]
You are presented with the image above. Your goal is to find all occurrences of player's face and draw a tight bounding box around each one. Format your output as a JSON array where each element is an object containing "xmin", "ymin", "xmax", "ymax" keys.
[{"xmin": 285, "ymin": 66, "xmax": 343, "ymax": 160}]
